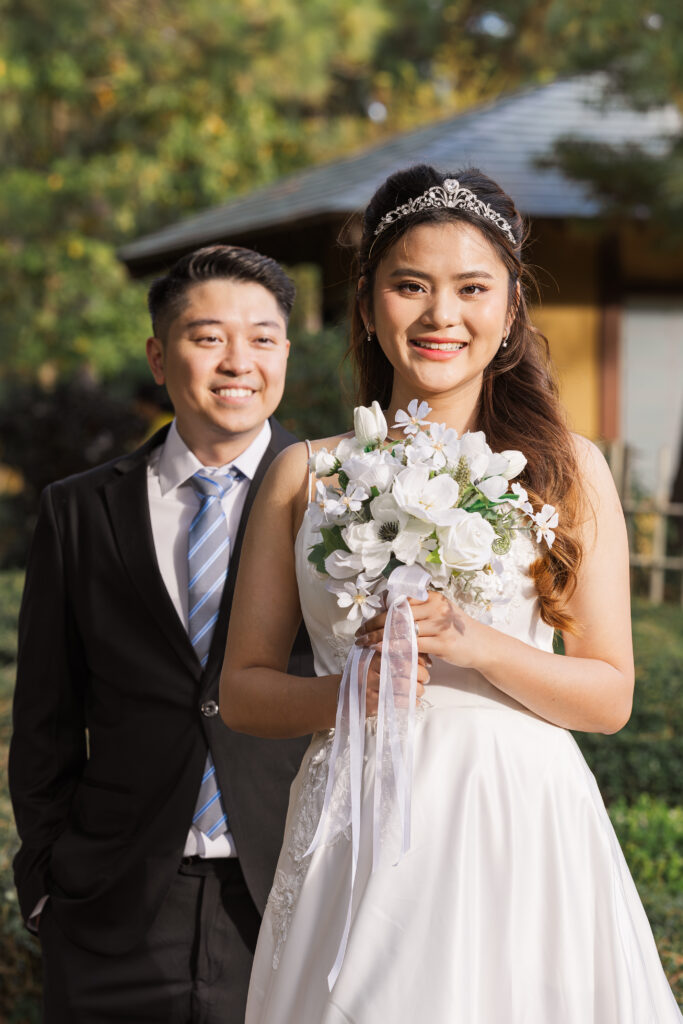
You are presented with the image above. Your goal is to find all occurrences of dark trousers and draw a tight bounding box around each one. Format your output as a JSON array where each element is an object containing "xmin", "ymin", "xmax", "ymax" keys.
[{"xmin": 40, "ymin": 858, "xmax": 261, "ymax": 1024}]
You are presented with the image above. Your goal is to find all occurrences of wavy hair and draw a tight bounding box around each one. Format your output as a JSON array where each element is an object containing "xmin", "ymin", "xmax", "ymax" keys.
[{"xmin": 349, "ymin": 164, "xmax": 583, "ymax": 632}]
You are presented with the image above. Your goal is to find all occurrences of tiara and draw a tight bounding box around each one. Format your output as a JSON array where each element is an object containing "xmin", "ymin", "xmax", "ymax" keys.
[{"xmin": 373, "ymin": 178, "xmax": 516, "ymax": 245}]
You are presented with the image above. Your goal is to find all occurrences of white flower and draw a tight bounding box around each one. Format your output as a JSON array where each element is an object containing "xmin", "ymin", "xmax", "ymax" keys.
[
  {"xmin": 392, "ymin": 399, "xmax": 432, "ymax": 436},
  {"xmin": 405, "ymin": 423, "xmax": 460, "ymax": 470},
  {"xmin": 436, "ymin": 509, "xmax": 496, "ymax": 571},
  {"xmin": 324, "ymin": 548, "xmax": 364, "ymax": 578},
  {"xmin": 353, "ymin": 401, "xmax": 388, "ymax": 447},
  {"xmin": 342, "ymin": 521, "xmax": 394, "ymax": 575},
  {"xmin": 482, "ymin": 452, "xmax": 510, "ymax": 478},
  {"xmin": 404, "ymin": 435, "xmax": 436, "ymax": 467},
  {"xmin": 510, "ymin": 482, "xmax": 533, "ymax": 515},
  {"xmin": 334, "ymin": 436, "xmax": 363, "ymax": 462},
  {"xmin": 392, "ymin": 465, "xmax": 460, "ymax": 526},
  {"xmin": 324, "ymin": 484, "xmax": 369, "ymax": 517},
  {"xmin": 309, "ymin": 447, "xmax": 338, "ymax": 476},
  {"xmin": 341, "ymin": 450, "xmax": 401, "ymax": 493},
  {"xmin": 533, "ymin": 504, "xmax": 559, "ymax": 548},
  {"xmin": 367, "ymin": 493, "xmax": 434, "ymax": 566},
  {"xmin": 501, "ymin": 449, "xmax": 527, "ymax": 480},
  {"xmin": 459, "ymin": 431, "xmax": 493, "ymax": 482},
  {"xmin": 308, "ymin": 480, "xmax": 342, "ymax": 527},
  {"xmin": 429, "ymin": 422, "xmax": 462, "ymax": 467},
  {"xmin": 326, "ymin": 575, "xmax": 385, "ymax": 623},
  {"xmin": 392, "ymin": 519, "xmax": 435, "ymax": 565},
  {"xmin": 478, "ymin": 475, "xmax": 509, "ymax": 502},
  {"xmin": 369, "ymin": 492, "xmax": 408, "ymax": 530}
]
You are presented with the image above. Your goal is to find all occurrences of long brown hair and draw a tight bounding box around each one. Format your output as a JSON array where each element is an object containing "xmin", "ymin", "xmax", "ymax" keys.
[{"xmin": 349, "ymin": 164, "xmax": 582, "ymax": 632}]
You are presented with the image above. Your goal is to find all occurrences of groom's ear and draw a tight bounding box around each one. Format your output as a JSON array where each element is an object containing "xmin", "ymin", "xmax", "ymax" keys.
[{"xmin": 146, "ymin": 335, "xmax": 166, "ymax": 385}]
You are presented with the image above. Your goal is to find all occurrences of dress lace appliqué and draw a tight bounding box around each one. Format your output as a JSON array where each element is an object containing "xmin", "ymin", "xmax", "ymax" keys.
[{"xmin": 267, "ymin": 730, "xmax": 352, "ymax": 969}]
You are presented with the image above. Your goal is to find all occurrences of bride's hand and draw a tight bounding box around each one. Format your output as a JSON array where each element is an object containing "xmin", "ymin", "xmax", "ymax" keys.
[
  {"xmin": 362, "ymin": 650, "xmax": 431, "ymax": 717},
  {"xmin": 356, "ymin": 591, "xmax": 484, "ymax": 671}
]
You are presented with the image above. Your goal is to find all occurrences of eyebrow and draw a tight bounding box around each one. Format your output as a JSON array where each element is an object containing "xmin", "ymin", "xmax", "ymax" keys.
[
  {"xmin": 388, "ymin": 267, "xmax": 495, "ymax": 281},
  {"xmin": 184, "ymin": 317, "xmax": 283, "ymax": 330}
]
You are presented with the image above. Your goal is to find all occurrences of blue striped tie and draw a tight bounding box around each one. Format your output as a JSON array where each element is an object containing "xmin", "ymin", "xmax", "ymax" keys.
[{"xmin": 188, "ymin": 468, "xmax": 241, "ymax": 840}]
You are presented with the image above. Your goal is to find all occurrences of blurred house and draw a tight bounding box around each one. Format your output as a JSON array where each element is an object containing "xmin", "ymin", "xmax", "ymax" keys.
[{"xmin": 119, "ymin": 74, "xmax": 683, "ymax": 492}]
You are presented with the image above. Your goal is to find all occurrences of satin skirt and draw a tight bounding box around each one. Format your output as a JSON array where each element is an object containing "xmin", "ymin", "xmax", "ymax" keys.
[{"xmin": 246, "ymin": 672, "xmax": 682, "ymax": 1023}]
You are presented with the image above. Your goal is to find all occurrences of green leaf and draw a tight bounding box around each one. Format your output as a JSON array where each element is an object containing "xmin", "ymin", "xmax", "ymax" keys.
[
  {"xmin": 307, "ymin": 542, "xmax": 328, "ymax": 573},
  {"xmin": 320, "ymin": 524, "xmax": 350, "ymax": 555},
  {"xmin": 425, "ymin": 548, "xmax": 441, "ymax": 564},
  {"xmin": 337, "ymin": 470, "xmax": 349, "ymax": 490}
]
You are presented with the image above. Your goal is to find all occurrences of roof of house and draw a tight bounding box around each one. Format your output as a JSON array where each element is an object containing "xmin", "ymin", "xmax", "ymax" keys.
[{"xmin": 118, "ymin": 73, "xmax": 680, "ymax": 274}]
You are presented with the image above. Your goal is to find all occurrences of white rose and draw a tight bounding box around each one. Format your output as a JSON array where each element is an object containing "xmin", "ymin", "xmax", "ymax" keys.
[
  {"xmin": 342, "ymin": 450, "xmax": 401, "ymax": 493},
  {"xmin": 335, "ymin": 436, "xmax": 363, "ymax": 462},
  {"xmin": 310, "ymin": 448, "xmax": 338, "ymax": 476},
  {"xmin": 436, "ymin": 509, "xmax": 496, "ymax": 571},
  {"xmin": 501, "ymin": 449, "xmax": 527, "ymax": 480},
  {"xmin": 353, "ymin": 401, "xmax": 388, "ymax": 447}
]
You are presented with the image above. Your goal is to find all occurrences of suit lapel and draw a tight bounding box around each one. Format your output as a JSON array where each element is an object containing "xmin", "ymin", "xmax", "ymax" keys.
[
  {"xmin": 205, "ymin": 420, "xmax": 296, "ymax": 678},
  {"xmin": 103, "ymin": 429, "xmax": 201, "ymax": 682}
]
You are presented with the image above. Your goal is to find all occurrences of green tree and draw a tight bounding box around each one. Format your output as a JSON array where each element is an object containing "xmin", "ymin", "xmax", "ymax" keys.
[
  {"xmin": 0, "ymin": 0, "xmax": 396, "ymax": 378},
  {"xmin": 507, "ymin": 0, "xmax": 682, "ymax": 235},
  {"xmin": 3, "ymin": 0, "xmax": 594, "ymax": 383}
]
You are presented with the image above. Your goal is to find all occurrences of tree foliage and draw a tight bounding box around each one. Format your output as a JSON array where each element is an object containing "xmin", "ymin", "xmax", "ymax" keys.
[
  {"xmin": 528, "ymin": 0, "xmax": 683, "ymax": 235},
  {"xmin": 0, "ymin": 0, "xmax": 446, "ymax": 378},
  {"xmin": 0, "ymin": 0, "xmax": 680, "ymax": 381}
]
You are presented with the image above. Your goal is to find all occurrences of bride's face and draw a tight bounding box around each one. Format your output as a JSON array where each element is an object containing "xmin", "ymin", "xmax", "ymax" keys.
[{"xmin": 366, "ymin": 220, "xmax": 512, "ymax": 412}]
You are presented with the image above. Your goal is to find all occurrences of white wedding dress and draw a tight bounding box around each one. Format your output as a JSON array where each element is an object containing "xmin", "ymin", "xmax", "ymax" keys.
[{"xmin": 245, "ymin": 515, "xmax": 682, "ymax": 1023}]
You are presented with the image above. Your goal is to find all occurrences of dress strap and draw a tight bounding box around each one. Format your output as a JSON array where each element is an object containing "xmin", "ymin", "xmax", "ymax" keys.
[{"xmin": 304, "ymin": 439, "xmax": 314, "ymax": 503}]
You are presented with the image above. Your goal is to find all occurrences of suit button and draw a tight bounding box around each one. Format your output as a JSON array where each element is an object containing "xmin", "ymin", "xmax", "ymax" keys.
[{"xmin": 201, "ymin": 700, "xmax": 219, "ymax": 718}]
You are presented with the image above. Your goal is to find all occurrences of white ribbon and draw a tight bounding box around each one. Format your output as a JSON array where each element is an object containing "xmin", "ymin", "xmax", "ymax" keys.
[{"xmin": 305, "ymin": 564, "xmax": 430, "ymax": 989}]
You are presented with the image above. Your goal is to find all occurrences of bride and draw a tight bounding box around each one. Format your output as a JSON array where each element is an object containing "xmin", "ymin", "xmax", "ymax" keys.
[{"xmin": 220, "ymin": 164, "xmax": 682, "ymax": 1022}]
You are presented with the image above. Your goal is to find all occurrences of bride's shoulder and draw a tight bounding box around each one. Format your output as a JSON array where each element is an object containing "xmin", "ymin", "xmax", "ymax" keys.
[
  {"xmin": 266, "ymin": 431, "xmax": 354, "ymax": 503},
  {"xmin": 569, "ymin": 433, "xmax": 615, "ymax": 489},
  {"xmin": 568, "ymin": 433, "xmax": 623, "ymax": 536}
]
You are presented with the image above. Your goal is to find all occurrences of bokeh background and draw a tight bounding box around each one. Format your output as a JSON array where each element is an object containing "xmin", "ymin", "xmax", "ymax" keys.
[{"xmin": 1, "ymin": 1, "xmax": 681, "ymax": 1017}]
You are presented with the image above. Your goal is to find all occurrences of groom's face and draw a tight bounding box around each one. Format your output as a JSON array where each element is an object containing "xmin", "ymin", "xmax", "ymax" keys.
[{"xmin": 146, "ymin": 277, "xmax": 290, "ymax": 460}]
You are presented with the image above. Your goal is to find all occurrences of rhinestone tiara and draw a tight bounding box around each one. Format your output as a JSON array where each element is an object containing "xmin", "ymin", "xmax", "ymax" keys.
[{"xmin": 373, "ymin": 178, "xmax": 516, "ymax": 245}]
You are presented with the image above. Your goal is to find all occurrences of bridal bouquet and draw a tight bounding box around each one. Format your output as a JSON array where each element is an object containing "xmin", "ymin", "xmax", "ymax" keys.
[{"xmin": 308, "ymin": 399, "xmax": 558, "ymax": 620}]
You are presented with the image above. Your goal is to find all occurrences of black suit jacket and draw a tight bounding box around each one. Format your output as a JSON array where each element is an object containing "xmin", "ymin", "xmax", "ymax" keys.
[{"xmin": 9, "ymin": 419, "xmax": 312, "ymax": 955}]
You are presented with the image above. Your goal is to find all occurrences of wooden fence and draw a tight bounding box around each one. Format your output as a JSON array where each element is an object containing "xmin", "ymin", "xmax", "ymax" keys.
[{"xmin": 603, "ymin": 442, "xmax": 683, "ymax": 605}]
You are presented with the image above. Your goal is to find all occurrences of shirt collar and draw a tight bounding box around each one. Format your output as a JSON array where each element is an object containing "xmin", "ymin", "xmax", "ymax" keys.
[{"xmin": 157, "ymin": 419, "xmax": 272, "ymax": 496}]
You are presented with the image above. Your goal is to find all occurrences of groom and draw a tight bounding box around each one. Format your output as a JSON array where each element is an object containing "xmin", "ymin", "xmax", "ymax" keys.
[{"xmin": 9, "ymin": 245, "xmax": 312, "ymax": 1022}]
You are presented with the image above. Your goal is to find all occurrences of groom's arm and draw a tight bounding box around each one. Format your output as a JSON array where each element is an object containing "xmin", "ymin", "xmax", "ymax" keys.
[{"xmin": 9, "ymin": 482, "xmax": 88, "ymax": 926}]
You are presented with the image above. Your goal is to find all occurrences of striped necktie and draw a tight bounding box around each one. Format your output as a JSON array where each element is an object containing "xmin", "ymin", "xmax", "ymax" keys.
[{"xmin": 188, "ymin": 467, "xmax": 242, "ymax": 840}]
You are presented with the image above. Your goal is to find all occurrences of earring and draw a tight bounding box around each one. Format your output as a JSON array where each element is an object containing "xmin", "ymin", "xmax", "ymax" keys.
[
  {"xmin": 501, "ymin": 333, "xmax": 509, "ymax": 348},
  {"xmin": 366, "ymin": 324, "xmax": 374, "ymax": 342}
]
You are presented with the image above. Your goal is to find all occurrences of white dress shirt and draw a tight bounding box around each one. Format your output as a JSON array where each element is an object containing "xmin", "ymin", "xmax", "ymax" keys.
[{"xmin": 147, "ymin": 418, "xmax": 272, "ymax": 857}]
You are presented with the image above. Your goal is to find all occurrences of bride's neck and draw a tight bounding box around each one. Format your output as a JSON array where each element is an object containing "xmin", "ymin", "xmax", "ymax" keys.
[{"xmin": 386, "ymin": 386, "xmax": 481, "ymax": 437}]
